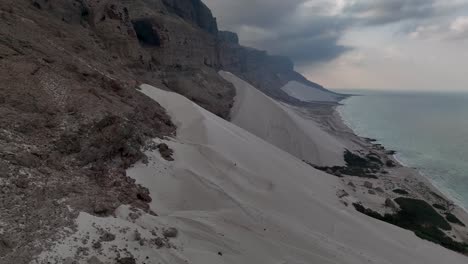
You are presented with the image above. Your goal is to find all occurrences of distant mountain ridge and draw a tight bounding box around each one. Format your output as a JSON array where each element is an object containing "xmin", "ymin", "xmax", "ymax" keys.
[{"xmin": 217, "ymin": 30, "xmax": 344, "ymax": 104}]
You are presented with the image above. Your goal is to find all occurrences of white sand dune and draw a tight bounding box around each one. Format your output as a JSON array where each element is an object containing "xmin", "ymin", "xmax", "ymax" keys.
[
  {"xmin": 281, "ymin": 80, "xmax": 341, "ymax": 103},
  {"xmin": 36, "ymin": 83, "xmax": 468, "ymax": 264},
  {"xmin": 133, "ymin": 84, "xmax": 468, "ymax": 264},
  {"xmin": 220, "ymin": 71, "xmax": 345, "ymax": 166}
]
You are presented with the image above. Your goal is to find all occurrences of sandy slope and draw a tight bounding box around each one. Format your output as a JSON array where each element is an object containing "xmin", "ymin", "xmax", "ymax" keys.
[
  {"xmin": 220, "ymin": 71, "xmax": 345, "ymax": 166},
  {"xmin": 35, "ymin": 83, "xmax": 468, "ymax": 264},
  {"xmin": 281, "ymin": 80, "xmax": 341, "ymax": 102},
  {"xmin": 133, "ymin": 84, "xmax": 468, "ymax": 264}
]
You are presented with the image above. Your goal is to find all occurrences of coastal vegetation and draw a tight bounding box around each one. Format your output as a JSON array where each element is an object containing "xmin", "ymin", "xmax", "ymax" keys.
[
  {"xmin": 446, "ymin": 213, "xmax": 466, "ymax": 227},
  {"xmin": 433, "ymin": 204, "xmax": 447, "ymax": 210},
  {"xmin": 310, "ymin": 150, "xmax": 385, "ymax": 179},
  {"xmin": 353, "ymin": 198, "xmax": 468, "ymax": 253},
  {"xmin": 393, "ymin": 189, "xmax": 409, "ymax": 195}
]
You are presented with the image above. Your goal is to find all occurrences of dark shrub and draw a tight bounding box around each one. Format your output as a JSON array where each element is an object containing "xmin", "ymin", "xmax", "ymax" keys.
[
  {"xmin": 392, "ymin": 189, "xmax": 409, "ymax": 195},
  {"xmin": 352, "ymin": 199, "xmax": 468, "ymax": 253},
  {"xmin": 431, "ymin": 191, "xmax": 446, "ymax": 201},
  {"xmin": 394, "ymin": 198, "xmax": 451, "ymax": 231},
  {"xmin": 446, "ymin": 213, "xmax": 466, "ymax": 227},
  {"xmin": 344, "ymin": 150, "xmax": 369, "ymax": 167},
  {"xmin": 366, "ymin": 153, "xmax": 383, "ymax": 165},
  {"xmin": 353, "ymin": 203, "xmax": 386, "ymax": 221},
  {"xmin": 433, "ymin": 204, "xmax": 447, "ymax": 211}
]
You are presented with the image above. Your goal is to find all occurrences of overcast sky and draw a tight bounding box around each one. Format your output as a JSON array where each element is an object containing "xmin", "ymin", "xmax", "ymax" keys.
[{"xmin": 204, "ymin": 0, "xmax": 468, "ymax": 91}]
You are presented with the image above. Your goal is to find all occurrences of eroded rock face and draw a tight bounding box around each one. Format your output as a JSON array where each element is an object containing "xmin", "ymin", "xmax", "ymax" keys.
[
  {"xmin": 217, "ymin": 31, "xmax": 330, "ymax": 104},
  {"xmin": 162, "ymin": 0, "xmax": 218, "ymax": 33},
  {"xmin": 132, "ymin": 19, "xmax": 162, "ymax": 47},
  {"xmin": 29, "ymin": 0, "xmax": 330, "ymax": 111},
  {"xmin": 218, "ymin": 31, "xmax": 239, "ymax": 44},
  {"xmin": 0, "ymin": 0, "xmax": 189, "ymax": 262},
  {"xmin": 24, "ymin": 0, "xmax": 236, "ymax": 119},
  {"xmin": 0, "ymin": 0, "xmax": 326, "ymax": 262},
  {"xmin": 159, "ymin": 66, "xmax": 235, "ymax": 118}
]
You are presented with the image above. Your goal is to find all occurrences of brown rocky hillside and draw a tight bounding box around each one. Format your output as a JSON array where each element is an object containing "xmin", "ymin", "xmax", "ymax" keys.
[{"xmin": 0, "ymin": 0, "xmax": 333, "ymax": 262}]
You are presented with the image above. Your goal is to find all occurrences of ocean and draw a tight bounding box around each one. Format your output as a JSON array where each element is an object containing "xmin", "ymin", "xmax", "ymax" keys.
[{"xmin": 338, "ymin": 90, "xmax": 468, "ymax": 210}]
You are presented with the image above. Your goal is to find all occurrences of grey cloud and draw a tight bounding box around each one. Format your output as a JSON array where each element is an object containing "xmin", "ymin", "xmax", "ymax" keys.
[
  {"xmin": 251, "ymin": 15, "xmax": 352, "ymax": 64},
  {"xmin": 205, "ymin": 0, "xmax": 352, "ymax": 64},
  {"xmin": 205, "ymin": 0, "xmax": 304, "ymax": 28},
  {"xmin": 343, "ymin": 0, "xmax": 435, "ymax": 25},
  {"xmin": 272, "ymin": 35, "xmax": 350, "ymax": 65},
  {"xmin": 204, "ymin": 0, "xmax": 468, "ymax": 66}
]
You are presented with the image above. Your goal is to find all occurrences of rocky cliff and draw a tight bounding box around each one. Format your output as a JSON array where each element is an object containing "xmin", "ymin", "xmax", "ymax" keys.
[
  {"xmin": 0, "ymin": 0, "xmax": 227, "ymax": 262},
  {"xmin": 217, "ymin": 30, "xmax": 343, "ymax": 104},
  {"xmin": 0, "ymin": 0, "xmax": 337, "ymax": 262}
]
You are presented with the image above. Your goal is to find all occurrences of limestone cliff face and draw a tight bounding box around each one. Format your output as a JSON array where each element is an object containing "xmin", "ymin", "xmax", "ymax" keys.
[
  {"xmin": 27, "ymin": 0, "xmax": 331, "ymax": 107},
  {"xmin": 29, "ymin": 0, "xmax": 219, "ymax": 66},
  {"xmin": 162, "ymin": 0, "xmax": 218, "ymax": 34},
  {"xmin": 218, "ymin": 30, "xmax": 239, "ymax": 44},
  {"xmin": 217, "ymin": 30, "xmax": 340, "ymax": 103},
  {"xmin": 0, "ymin": 1, "xmax": 337, "ymax": 262},
  {"xmin": 0, "ymin": 1, "xmax": 228, "ymax": 261},
  {"xmin": 72, "ymin": 0, "xmax": 235, "ymax": 118}
]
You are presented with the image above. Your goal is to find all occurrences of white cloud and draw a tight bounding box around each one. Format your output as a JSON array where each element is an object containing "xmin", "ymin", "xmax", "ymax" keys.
[
  {"xmin": 300, "ymin": 0, "xmax": 348, "ymax": 16},
  {"xmin": 450, "ymin": 16, "xmax": 468, "ymax": 36},
  {"xmin": 409, "ymin": 25, "xmax": 441, "ymax": 39}
]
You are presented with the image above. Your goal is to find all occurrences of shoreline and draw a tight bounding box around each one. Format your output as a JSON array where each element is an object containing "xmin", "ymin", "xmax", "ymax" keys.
[
  {"xmin": 336, "ymin": 98, "xmax": 468, "ymax": 213},
  {"xmin": 293, "ymin": 98, "xmax": 468, "ymax": 250}
]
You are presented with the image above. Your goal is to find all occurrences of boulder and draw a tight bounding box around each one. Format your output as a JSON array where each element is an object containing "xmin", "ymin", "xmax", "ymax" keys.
[
  {"xmin": 337, "ymin": 190, "xmax": 349, "ymax": 199},
  {"xmin": 163, "ymin": 227, "xmax": 178, "ymax": 238},
  {"xmin": 157, "ymin": 143, "xmax": 174, "ymax": 161},
  {"xmin": 100, "ymin": 232, "xmax": 116, "ymax": 242},
  {"xmin": 88, "ymin": 256, "xmax": 104, "ymax": 264},
  {"xmin": 363, "ymin": 181, "xmax": 373, "ymax": 189},
  {"xmin": 375, "ymin": 187, "xmax": 384, "ymax": 193},
  {"xmin": 385, "ymin": 198, "xmax": 398, "ymax": 210}
]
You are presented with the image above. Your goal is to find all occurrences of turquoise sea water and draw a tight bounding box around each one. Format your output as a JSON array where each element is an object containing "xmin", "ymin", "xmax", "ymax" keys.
[{"xmin": 338, "ymin": 90, "xmax": 468, "ymax": 209}]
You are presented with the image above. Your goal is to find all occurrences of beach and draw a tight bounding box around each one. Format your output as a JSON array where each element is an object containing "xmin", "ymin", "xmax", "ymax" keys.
[
  {"xmin": 300, "ymin": 97, "xmax": 468, "ymax": 244},
  {"xmin": 223, "ymin": 71, "xmax": 468, "ymax": 252}
]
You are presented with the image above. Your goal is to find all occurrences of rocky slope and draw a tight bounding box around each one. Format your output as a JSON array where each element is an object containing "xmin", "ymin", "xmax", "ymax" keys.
[
  {"xmin": 0, "ymin": 0, "xmax": 223, "ymax": 262},
  {"xmin": 0, "ymin": 0, "xmax": 341, "ymax": 262},
  {"xmin": 217, "ymin": 30, "xmax": 345, "ymax": 104}
]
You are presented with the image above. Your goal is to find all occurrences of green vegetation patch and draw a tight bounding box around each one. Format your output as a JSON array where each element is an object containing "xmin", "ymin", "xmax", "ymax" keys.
[
  {"xmin": 311, "ymin": 165, "xmax": 379, "ymax": 179},
  {"xmin": 394, "ymin": 198, "xmax": 451, "ymax": 231},
  {"xmin": 353, "ymin": 198, "xmax": 468, "ymax": 254},
  {"xmin": 430, "ymin": 191, "xmax": 447, "ymax": 202},
  {"xmin": 345, "ymin": 150, "xmax": 375, "ymax": 168},
  {"xmin": 446, "ymin": 213, "xmax": 466, "ymax": 227},
  {"xmin": 309, "ymin": 150, "xmax": 384, "ymax": 179},
  {"xmin": 433, "ymin": 204, "xmax": 447, "ymax": 211},
  {"xmin": 392, "ymin": 189, "xmax": 409, "ymax": 195}
]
